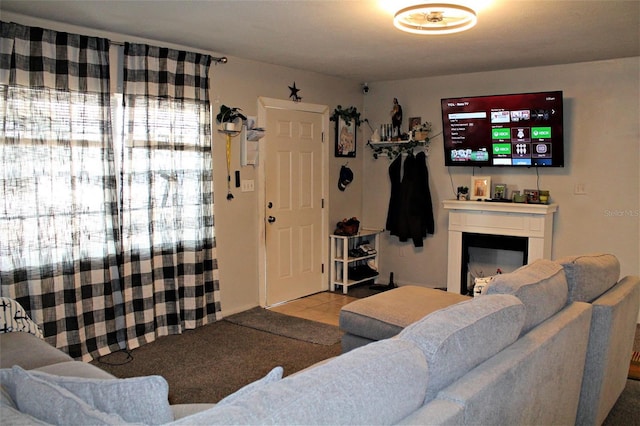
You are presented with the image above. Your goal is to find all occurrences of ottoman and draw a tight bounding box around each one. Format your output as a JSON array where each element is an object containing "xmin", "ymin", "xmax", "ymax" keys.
[{"xmin": 339, "ymin": 285, "xmax": 471, "ymax": 352}]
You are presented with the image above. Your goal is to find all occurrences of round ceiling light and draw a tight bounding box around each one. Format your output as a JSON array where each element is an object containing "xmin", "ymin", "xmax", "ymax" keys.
[{"xmin": 394, "ymin": 3, "xmax": 477, "ymax": 35}]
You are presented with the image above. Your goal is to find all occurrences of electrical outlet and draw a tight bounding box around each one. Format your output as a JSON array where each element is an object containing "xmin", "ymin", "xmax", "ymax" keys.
[
  {"xmin": 574, "ymin": 183, "xmax": 587, "ymax": 195},
  {"xmin": 241, "ymin": 180, "xmax": 255, "ymax": 192}
]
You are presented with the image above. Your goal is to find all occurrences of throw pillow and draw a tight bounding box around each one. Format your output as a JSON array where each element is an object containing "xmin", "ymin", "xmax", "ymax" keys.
[
  {"xmin": 0, "ymin": 384, "xmax": 16, "ymax": 409},
  {"xmin": 0, "ymin": 369, "xmax": 16, "ymax": 405},
  {"xmin": 217, "ymin": 366, "xmax": 283, "ymax": 406},
  {"xmin": 1, "ymin": 405, "xmax": 50, "ymax": 425},
  {"xmin": 26, "ymin": 367, "xmax": 173, "ymax": 425},
  {"xmin": 11, "ymin": 366, "xmax": 129, "ymax": 425},
  {"xmin": 398, "ymin": 294, "xmax": 525, "ymax": 403},
  {"xmin": 0, "ymin": 298, "xmax": 43, "ymax": 339}
]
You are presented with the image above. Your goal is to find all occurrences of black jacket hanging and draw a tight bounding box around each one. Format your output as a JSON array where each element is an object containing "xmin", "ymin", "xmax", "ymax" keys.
[{"xmin": 385, "ymin": 151, "xmax": 434, "ymax": 247}]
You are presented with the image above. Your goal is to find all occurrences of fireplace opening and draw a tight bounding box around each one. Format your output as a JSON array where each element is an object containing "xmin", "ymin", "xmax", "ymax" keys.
[{"xmin": 461, "ymin": 233, "xmax": 528, "ymax": 295}]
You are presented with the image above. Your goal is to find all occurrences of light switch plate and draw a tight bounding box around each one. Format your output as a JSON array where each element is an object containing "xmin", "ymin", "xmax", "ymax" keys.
[{"xmin": 241, "ymin": 180, "xmax": 255, "ymax": 192}]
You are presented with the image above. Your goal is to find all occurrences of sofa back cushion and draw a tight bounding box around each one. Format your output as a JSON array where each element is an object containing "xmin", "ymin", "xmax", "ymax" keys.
[
  {"xmin": 398, "ymin": 294, "xmax": 525, "ymax": 403},
  {"xmin": 171, "ymin": 338, "xmax": 429, "ymax": 425},
  {"xmin": 555, "ymin": 253, "xmax": 620, "ymax": 302},
  {"xmin": 484, "ymin": 259, "xmax": 568, "ymax": 333},
  {"xmin": 0, "ymin": 332, "xmax": 73, "ymax": 370},
  {"xmin": 400, "ymin": 301, "xmax": 593, "ymax": 426}
]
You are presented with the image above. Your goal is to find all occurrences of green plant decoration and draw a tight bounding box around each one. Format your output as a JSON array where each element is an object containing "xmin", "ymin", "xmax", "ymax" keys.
[
  {"xmin": 330, "ymin": 105, "xmax": 362, "ymax": 127},
  {"xmin": 368, "ymin": 139, "xmax": 429, "ymax": 159},
  {"xmin": 216, "ymin": 104, "xmax": 247, "ymax": 124}
]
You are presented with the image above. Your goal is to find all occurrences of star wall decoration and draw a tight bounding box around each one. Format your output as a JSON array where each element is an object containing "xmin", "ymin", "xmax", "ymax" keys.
[{"xmin": 289, "ymin": 81, "xmax": 302, "ymax": 102}]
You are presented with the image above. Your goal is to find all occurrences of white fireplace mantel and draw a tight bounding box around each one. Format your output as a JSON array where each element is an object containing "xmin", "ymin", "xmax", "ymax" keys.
[{"xmin": 443, "ymin": 200, "xmax": 558, "ymax": 294}]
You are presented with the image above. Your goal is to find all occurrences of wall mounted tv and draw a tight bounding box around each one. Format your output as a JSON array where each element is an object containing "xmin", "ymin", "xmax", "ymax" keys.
[{"xmin": 441, "ymin": 91, "xmax": 564, "ymax": 167}]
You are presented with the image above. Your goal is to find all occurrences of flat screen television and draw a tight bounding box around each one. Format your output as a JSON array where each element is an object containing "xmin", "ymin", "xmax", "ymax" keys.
[{"xmin": 441, "ymin": 91, "xmax": 564, "ymax": 167}]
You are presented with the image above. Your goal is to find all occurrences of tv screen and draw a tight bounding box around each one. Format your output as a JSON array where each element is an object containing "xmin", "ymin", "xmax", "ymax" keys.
[{"xmin": 441, "ymin": 91, "xmax": 564, "ymax": 167}]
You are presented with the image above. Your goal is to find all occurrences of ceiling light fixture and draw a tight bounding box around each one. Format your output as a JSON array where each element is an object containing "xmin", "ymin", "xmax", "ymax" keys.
[{"xmin": 393, "ymin": 3, "xmax": 477, "ymax": 35}]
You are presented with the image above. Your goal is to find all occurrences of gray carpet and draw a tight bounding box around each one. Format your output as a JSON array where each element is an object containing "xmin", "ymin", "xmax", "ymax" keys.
[
  {"xmin": 92, "ymin": 320, "xmax": 341, "ymax": 404},
  {"xmin": 225, "ymin": 306, "xmax": 343, "ymax": 345},
  {"xmin": 603, "ymin": 324, "xmax": 640, "ymax": 426},
  {"xmin": 603, "ymin": 379, "xmax": 640, "ymax": 426}
]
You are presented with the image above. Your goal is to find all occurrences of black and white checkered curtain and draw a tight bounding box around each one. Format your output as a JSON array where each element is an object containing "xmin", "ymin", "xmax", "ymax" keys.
[
  {"xmin": 119, "ymin": 43, "xmax": 220, "ymax": 350},
  {"xmin": 1, "ymin": 23, "xmax": 221, "ymax": 360},
  {"xmin": 0, "ymin": 22, "xmax": 125, "ymax": 360}
]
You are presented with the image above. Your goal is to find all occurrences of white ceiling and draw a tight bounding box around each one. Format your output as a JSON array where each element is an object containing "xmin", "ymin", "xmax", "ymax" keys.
[{"xmin": 2, "ymin": 0, "xmax": 639, "ymax": 83}]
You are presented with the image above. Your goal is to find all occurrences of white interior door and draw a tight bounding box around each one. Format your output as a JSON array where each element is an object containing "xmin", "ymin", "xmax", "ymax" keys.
[{"xmin": 258, "ymin": 99, "xmax": 328, "ymax": 307}]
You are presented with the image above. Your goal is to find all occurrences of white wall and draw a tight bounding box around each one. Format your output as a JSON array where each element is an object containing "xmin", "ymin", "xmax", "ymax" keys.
[
  {"xmin": 209, "ymin": 59, "xmax": 363, "ymax": 315},
  {"xmin": 361, "ymin": 58, "xmax": 640, "ymax": 292}
]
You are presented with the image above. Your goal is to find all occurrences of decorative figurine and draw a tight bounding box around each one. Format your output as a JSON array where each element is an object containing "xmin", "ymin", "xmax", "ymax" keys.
[{"xmin": 391, "ymin": 98, "xmax": 403, "ymax": 138}]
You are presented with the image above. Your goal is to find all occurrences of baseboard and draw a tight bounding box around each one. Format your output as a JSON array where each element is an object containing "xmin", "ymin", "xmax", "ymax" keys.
[{"xmin": 219, "ymin": 304, "xmax": 259, "ymax": 319}]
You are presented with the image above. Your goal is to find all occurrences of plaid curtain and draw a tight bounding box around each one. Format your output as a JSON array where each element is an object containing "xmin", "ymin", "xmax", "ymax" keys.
[
  {"xmin": 119, "ymin": 43, "xmax": 220, "ymax": 349},
  {"xmin": 0, "ymin": 22, "xmax": 125, "ymax": 360}
]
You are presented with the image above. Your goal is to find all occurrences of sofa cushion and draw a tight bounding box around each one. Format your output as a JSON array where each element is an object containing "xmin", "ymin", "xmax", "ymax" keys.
[
  {"xmin": 339, "ymin": 286, "xmax": 470, "ymax": 342},
  {"xmin": 398, "ymin": 294, "xmax": 525, "ymax": 402},
  {"xmin": 217, "ymin": 366, "xmax": 283, "ymax": 406},
  {"xmin": 555, "ymin": 253, "xmax": 620, "ymax": 302},
  {"xmin": 484, "ymin": 259, "xmax": 568, "ymax": 333},
  {"xmin": 170, "ymin": 338, "xmax": 429, "ymax": 425},
  {"xmin": 0, "ymin": 332, "xmax": 73, "ymax": 370},
  {"xmin": 2, "ymin": 366, "xmax": 173, "ymax": 425},
  {"xmin": 171, "ymin": 403, "xmax": 217, "ymax": 421},
  {"xmin": 34, "ymin": 361, "xmax": 115, "ymax": 379}
]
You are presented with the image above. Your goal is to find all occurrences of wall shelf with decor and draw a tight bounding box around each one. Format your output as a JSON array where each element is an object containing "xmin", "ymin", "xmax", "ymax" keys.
[
  {"xmin": 367, "ymin": 139, "xmax": 430, "ymax": 159},
  {"xmin": 240, "ymin": 118, "xmax": 266, "ymax": 166}
]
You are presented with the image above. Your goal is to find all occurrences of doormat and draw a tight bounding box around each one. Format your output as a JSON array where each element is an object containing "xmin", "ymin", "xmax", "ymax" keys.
[
  {"xmin": 629, "ymin": 351, "xmax": 640, "ymax": 381},
  {"xmin": 224, "ymin": 307, "xmax": 343, "ymax": 346}
]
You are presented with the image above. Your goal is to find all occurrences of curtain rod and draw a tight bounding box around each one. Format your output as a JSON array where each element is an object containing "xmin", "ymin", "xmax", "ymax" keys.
[{"xmin": 109, "ymin": 41, "xmax": 227, "ymax": 64}]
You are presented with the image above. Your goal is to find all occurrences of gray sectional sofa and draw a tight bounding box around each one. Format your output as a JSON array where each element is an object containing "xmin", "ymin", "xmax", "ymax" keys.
[{"xmin": 1, "ymin": 253, "xmax": 638, "ymax": 425}]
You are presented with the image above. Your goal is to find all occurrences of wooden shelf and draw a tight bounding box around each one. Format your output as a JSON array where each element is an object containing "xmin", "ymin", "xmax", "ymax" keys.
[{"xmin": 368, "ymin": 139, "xmax": 427, "ymax": 146}]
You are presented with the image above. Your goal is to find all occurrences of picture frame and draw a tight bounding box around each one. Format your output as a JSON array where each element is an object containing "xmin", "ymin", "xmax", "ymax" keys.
[
  {"xmin": 335, "ymin": 118, "xmax": 356, "ymax": 158},
  {"xmin": 492, "ymin": 183, "xmax": 507, "ymax": 200},
  {"xmin": 524, "ymin": 189, "xmax": 540, "ymax": 203},
  {"xmin": 408, "ymin": 116, "xmax": 422, "ymax": 131},
  {"xmin": 471, "ymin": 176, "xmax": 492, "ymax": 200}
]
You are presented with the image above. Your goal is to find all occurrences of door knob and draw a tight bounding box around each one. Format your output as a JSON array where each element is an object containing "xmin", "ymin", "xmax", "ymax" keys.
[{"xmin": 267, "ymin": 216, "xmax": 276, "ymax": 223}]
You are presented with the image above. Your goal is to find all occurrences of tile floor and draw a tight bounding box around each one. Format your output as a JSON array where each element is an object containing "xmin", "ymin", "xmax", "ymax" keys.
[{"xmin": 268, "ymin": 291, "xmax": 357, "ymax": 327}]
